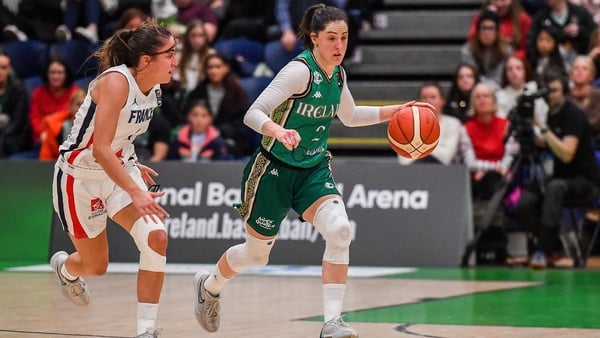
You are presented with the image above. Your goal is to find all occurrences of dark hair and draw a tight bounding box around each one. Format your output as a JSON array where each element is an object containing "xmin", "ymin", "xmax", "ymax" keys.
[
  {"xmin": 95, "ymin": 21, "xmax": 173, "ymax": 73},
  {"xmin": 418, "ymin": 80, "xmax": 445, "ymax": 98},
  {"xmin": 298, "ymin": 4, "xmax": 348, "ymax": 49},
  {"xmin": 184, "ymin": 98, "xmax": 213, "ymax": 117},
  {"xmin": 543, "ymin": 69, "xmax": 570, "ymax": 95},
  {"xmin": 41, "ymin": 56, "xmax": 75, "ymax": 88}
]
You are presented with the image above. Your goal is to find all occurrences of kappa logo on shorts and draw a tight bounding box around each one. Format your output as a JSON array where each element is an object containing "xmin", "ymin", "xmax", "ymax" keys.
[{"xmin": 269, "ymin": 168, "xmax": 279, "ymax": 177}]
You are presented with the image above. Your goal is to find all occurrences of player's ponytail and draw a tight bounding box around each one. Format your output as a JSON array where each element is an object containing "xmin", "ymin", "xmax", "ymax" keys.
[
  {"xmin": 94, "ymin": 21, "xmax": 173, "ymax": 73},
  {"xmin": 298, "ymin": 4, "xmax": 347, "ymax": 49}
]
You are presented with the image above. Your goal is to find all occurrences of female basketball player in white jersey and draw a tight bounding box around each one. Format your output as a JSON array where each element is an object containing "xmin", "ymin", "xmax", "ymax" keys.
[
  {"xmin": 192, "ymin": 4, "xmax": 433, "ymax": 338},
  {"xmin": 50, "ymin": 22, "xmax": 175, "ymax": 338}
]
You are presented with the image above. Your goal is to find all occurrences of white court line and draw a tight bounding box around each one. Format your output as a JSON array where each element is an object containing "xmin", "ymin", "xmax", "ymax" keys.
[{"xmin": 8, "ymin": 263, "xmax": 416, "ymax": 278}]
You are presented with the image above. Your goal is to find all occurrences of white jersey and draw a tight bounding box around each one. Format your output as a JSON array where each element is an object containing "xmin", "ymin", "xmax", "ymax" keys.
[{"xmin": 58, "ymin": 64, "xmax": 161, "ymax": 178}]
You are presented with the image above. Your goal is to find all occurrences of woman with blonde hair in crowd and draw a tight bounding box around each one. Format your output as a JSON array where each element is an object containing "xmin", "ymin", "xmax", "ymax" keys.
[{"xmin": 173, "ymin": 19, "xmax": 215, "ymax": 94}]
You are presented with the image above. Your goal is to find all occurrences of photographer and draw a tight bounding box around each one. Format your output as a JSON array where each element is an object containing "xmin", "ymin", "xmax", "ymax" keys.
[{"xmin": 517, "ymin": 70, "xmax": 600, "ymax": 268}]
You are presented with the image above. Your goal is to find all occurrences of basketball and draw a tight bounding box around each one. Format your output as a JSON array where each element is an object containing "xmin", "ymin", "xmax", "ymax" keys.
[{"xmin": 387, "ymin": 105, "xmax": 440, "ymax": 159}]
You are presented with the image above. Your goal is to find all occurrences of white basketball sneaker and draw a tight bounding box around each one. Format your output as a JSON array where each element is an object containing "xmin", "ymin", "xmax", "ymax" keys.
[
  {"xmin": 320, "ymin": 317, "xmax": 359, "ymax": 338},
  {"xmin": 193, "ymin": 271, "xmax": 221, "ymax": 332},
  {"xmin": 135, "ymin": 329, "xmax": 160, "ymax": 337},
  {"xmin": 50, "ymin": 251, "xmax": 90, "ymax": 306}
]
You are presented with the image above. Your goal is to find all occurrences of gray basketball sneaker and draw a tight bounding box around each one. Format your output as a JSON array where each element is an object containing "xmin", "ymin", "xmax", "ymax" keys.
[
  {"xmin": 50, "ymin": 251, "xmax": 90, "ymax": 306},
  {"xmin": 320, "ymin": 317, "xmax": 359, "ymax": 338},
  {"xmin": 193, "ymin": 271, "xmax": 221, "ymax": 332}
]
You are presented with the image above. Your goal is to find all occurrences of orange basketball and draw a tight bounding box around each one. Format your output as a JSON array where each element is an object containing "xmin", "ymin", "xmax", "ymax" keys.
[{"xmin": 387, "ymin": 105, "xmax": 440, "ymax": 159}]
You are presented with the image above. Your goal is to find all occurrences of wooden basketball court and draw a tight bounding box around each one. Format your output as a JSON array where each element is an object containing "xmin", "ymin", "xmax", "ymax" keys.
[{"xmin": 1, "ymin": 261, "xmax": 600, "ymax": 338}]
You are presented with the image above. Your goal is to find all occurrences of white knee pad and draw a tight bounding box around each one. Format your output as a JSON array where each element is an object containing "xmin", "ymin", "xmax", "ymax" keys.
[
  {"xmin": 314, "ymin": 198, "xmax": 351, "ymax": 264},
  {"xmin": 225, "ymin": 232, "xmax": 275, "ymax": 273},
  {"xmin": 130, "ymin": 218, "xmax": 167, "ymax": 272}
]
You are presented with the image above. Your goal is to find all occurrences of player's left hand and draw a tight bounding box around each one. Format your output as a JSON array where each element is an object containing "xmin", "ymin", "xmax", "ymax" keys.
[{"xmin": 138, "ymin": 162, "xmax": 159, "ymax": 186}]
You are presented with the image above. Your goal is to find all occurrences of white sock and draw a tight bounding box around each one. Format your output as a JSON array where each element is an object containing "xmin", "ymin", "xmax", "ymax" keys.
[
  {"xmin": 137, "ymin": 302, "xmax": 158, "ymax": 335},
  {"xmin": 60, "ymin": 263, "xmax": 78, "ymax": 281},
  {"xmin": 204, "ymin": 267, "xmax": 230, "ymax": 296},
  {"xmin": 323, "ymin": 284, "xmax": 345, "ymax": 322}
]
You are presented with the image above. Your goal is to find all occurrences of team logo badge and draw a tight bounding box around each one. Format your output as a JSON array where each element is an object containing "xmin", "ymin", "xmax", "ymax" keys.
[
  {"xmin": 313, "ymin": 71, "xmax": 323, "ymax": 85},
  {"xmin": 91, "ymin": 198, "xmax": 105, "ymax": 212}
]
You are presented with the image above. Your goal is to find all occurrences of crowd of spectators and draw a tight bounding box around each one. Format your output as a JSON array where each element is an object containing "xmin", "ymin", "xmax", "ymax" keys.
[
  {"xmin": 398, "ymin": 0, "xmax": 600, "ymax": 269},
  {"xmin": 0, "ymin": 0, "xmax": 373, "ymax": 162}
]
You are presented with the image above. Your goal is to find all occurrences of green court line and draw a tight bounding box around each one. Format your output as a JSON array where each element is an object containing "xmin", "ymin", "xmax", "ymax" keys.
[{"xmin": 308, "ymin": 267, "xmax": 600, "ymax": 329}]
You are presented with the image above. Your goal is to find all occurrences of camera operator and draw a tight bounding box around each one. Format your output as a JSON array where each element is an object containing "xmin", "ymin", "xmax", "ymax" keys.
[{"xmin": 518, "ymin": 70, "xmax": 600, "ymax": 269}]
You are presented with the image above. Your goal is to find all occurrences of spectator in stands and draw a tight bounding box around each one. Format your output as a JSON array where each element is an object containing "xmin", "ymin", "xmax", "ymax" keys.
[
  {"xmin": 586, "ymin": 27, "xmax": 600, "ymax": 85},
  {"xmin": 174, "ymin": 19, "xmax": 215, "ymax": 94},
  {"xmin": 461, "ymin": 9, "xmax": 512, "ymax": 88},
  {"xmin": 115, "ymin": 6, "xmax": 148, "ymax": 30},
  {"xmin": 468, "ymin": 0, "xmax": 532, "ymax": 59},
  {"xmin": 0, "ymin": 51, "xmax": 31, "ymax": 158},
  {"xmin": 398, "ymin": 81, "xmax": 464, "ymax": 165},
  {"xmin": 173, "ymin": 98, "xmax": 229, "ymax": 161},
  {"xmin": 274, "ymin": 0, "xmax": 323, "ymax": 53},
  {"xmin": 133, "ymin": 110, "xmax": 172, "ymax": 162},
  {"xmin": 495, "ymin": 55, "xmax": 548, "ymax": 125},
  {"xmin": 29, "ymin": 56, "xmax": 79, "ymax": 157},
  {"xmin": 55, "ymin": 0, "xmax": 102, "ymax": 43},
  {"xmin": 517, "ymin": 70, "xmax": 600, "ymax": 268},
  {"xmin": 172, "ymin": 0, "xmax": 219, "ymax": 42},
  {"xmin": 443, "ymin": 62, "xmax": 480, "ymax": 123},
  {"xmin": 568, "ymin": 55, "xmax": 600, "ymax": 147},
  {"xmin": 464, "ymin": 82, "xmax": 515, "ymax": 201},
  {"xmin": 187, "ymin": 52, "xmax": 255, "ymax": 158},
  {"xmin": 527, "ymin": 0, "xmax": 597, "ymax": 58},
  {"xmin": 570, "ymin": 0, "xmax": 600, "ymax": 26},
  {"xmin": 39, "ymin": 88, "xmax": 86, "ymax": 161},
  {"xmin": 528, "ymin": 24, "xmax": 571, "ymax": 84},
  {"xmin": 151, "ymin": 0, "xmax": 178, "ymax": 26},
  {"xmin": 7, "ymin": 0, "xmax": 64, "ymax": 43},
  {"xmin": 97, "ymin": 0, "xmax": 152, "ymax": 40},
  {"xmin": 217, "ymin": 0, "xmax": 276, "ymax": 42}
]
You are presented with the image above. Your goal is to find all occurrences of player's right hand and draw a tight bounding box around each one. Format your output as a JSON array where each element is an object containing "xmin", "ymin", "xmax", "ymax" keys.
[{"xmin": 275, "ymin": 128, "xmax": 301, "ymax": 151}]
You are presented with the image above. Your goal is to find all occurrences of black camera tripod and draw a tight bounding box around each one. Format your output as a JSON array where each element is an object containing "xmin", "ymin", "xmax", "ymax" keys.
[{"xmin": 460, "ymin": 150, "xmax": 546, "ymax": 267}]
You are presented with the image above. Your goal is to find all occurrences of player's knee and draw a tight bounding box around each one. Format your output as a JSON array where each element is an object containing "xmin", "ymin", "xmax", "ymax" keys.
[
  {"xmin": 148, "ymin": 228, "xmax": 168, "ymax": 256},
  {"xmin": 130, "ymin": 218, "xmax": 167, "ymax": 272},
  {"xmin": 314, "ymin": 198, "xmax": 352, "ymax": 264},
  {"xmin": 226, "ymin": 234, "xmax": 274, "ymax": 271}
]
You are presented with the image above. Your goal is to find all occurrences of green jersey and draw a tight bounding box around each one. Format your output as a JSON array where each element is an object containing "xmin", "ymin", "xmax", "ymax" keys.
[{"xmin": 261, "ymin": 49, "xmax": 344, "ymax": 168}]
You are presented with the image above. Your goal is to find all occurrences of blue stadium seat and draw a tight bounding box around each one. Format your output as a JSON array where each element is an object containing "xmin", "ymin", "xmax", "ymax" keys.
[
  {"xmin": 213, "ymin": 38, "xmax": 264, "ymax": 77},
  {"xmin": 239, "ymin": 76, "xmax": 272, "ymax": 102},
  {"xmin": 1, "ymin": 40, "xmax": 49, "ymax": 79},
  {"xmin": 263, "ymin": 40, "xmax": 302, "ymax": 75},
  {"xmin": 23, "ymin": 76, "xmax": 43, "ymax": 100},
  {"xmin": 49, "ymin": 39, "xmax": 100, "ymax": 79}
]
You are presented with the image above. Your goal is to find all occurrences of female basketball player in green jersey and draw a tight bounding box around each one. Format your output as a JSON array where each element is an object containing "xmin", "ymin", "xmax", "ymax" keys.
[{"xmin": 193, "ymin": 4, "xmax": 433, "ymax": 337}]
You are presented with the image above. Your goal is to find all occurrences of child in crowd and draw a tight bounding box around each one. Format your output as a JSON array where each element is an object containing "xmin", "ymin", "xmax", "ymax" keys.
[{"xmin": 174, "ymin": 99, "xmax": 229, "ymax": 161}]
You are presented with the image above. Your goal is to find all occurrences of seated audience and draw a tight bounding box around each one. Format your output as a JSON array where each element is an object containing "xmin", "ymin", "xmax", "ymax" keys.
[
  {"xmin": 173, "ymin": 0, "xmax": 219, "ymax": 42},
  {"xmin": 443, "ymin": 63, "xmax": 480, "ymax": 123},
  {"xmin": 495, "ymin": 54, "xmax": 548, "ymax": 126},
  {"xmin": 568, "ymin": 55, "xmax": 600, "ymax": 148},
  {"xmin": 528, "ymin": 24, "xmax": 571, "ymax": 83},
  {"xmin": 29, "ymin": 57, "xmax": 80, "ymax": 157},
  {"xmin": 39, "ymin": 88, "xmax": 86, "ymax": 161},
  {"xmin": 461, "ymin": 9, "xmax": 512, "ymax": 88},
  {"xmin": 515, "ymin": 71, "xmax": 600, "ymax": 268},
  {"xmin": 173, "ymin": 98, "xmax": 229, "ymax": 161},
  {"xmin": 0, "ymin": 52, "xmax": 31, "ymax": 158},
  {"xmin": 468, "ymin": 0, "xmax": 532, "ymax": 58},
  {"xmin": 527, "ymin": 0, "xmax": 597, "ymax": 58},
  {"xmin": 187, "ymin": 53, "xmax": 255, "ymax": 158}
]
